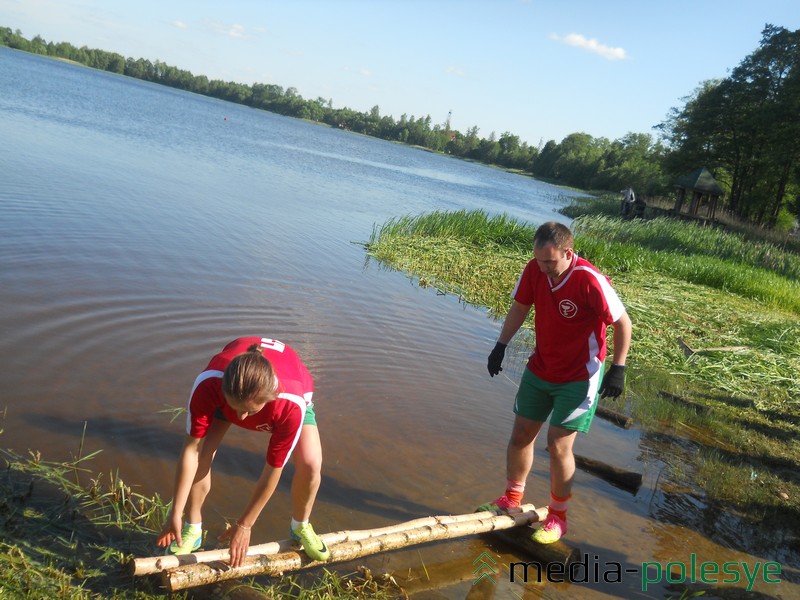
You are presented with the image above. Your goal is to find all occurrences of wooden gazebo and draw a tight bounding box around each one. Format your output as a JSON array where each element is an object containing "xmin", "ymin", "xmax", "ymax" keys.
[{"xmin": 673, "ymin": 167, "xmax": 725, "ymax": 223}]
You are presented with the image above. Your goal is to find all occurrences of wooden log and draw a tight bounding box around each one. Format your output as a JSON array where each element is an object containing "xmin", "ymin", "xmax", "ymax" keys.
[
  {"xmin": 657, "ymin": 391, "xmax": 710, "ymax": 414},
  {"xmin": 542, "ymin": 448, "xmax": 643, "ymax": 494},
  {"xmin": 162, "ymin": 505, "xmax": 548, "ymax": 591},
  {"xmin": 574, "ymin": 454, "xmax": 642, "ymax": 495},
  {"xmin": 595, "ymin": 405, "xmax": 633, "ymax": 429},
  {"xmin": 131, "ymin": 538, "xmax": 292, "ymax": 576},
  {"xmin": 132, "ymin": 507, "xmax": 536, "ymax": 576},
  {"xmin": 677, "ymin": 337, "xmax": 746, "ymax": 358}
]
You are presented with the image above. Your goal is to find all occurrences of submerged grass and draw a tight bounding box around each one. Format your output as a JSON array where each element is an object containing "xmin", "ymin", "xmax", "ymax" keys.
[{"xmin": 364, "ymin": 206, "xmax": 800, "ymax": 537}]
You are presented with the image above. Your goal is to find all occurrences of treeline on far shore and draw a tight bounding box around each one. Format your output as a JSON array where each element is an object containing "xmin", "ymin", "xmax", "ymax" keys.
[{"xmin": 2, "ymin": 24, "xmax": 799, "ymax": 232}]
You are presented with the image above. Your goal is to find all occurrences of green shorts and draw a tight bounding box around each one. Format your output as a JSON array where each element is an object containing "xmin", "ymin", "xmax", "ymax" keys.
[
  {"xmin": 214, "ymin": 402, "xmax": 317, "ymax": 426},
  {"xmin": 303, "ymin": 403, "xmax": 317, "ymax": 426},
  {"xmin": 513, "ymin": 366, "xmax": 604, "ymax": 433}
]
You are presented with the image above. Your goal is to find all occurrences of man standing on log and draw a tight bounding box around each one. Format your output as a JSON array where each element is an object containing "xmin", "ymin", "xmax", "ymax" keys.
[
  {"xmin": 479, "ymin": 222, "xmax": 632, "ymax": 544},
  {"xmin": 157, "ymin": 336, "xmax": 330, "ymax": 567}
]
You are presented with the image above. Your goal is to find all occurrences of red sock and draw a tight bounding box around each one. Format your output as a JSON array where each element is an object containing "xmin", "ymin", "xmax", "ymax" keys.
[
  {"xmin": 505, "ymin": 479, "xmax": 525, "ymax": 505},
  {"xmin": 548, "ymin": 507, "xmax": 567, "ymax": 521},
  {"xmin": 548, "ymin": 492, "xmax": 571, "ymax": 521}
]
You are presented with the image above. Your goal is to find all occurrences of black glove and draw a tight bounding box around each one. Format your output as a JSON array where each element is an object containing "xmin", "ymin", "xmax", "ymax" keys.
[
  {"xmin": 487, "ymin": 342, "xmax": 507, "ymax": 377},
  {"xmin": 599, "ymin": 364, "xmax": 626, "ymax": 398}
]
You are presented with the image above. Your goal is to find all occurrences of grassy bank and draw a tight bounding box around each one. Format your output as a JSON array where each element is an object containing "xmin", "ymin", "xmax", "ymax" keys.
[
  {"xmin": 364, "ymin": 205, "xmax": 800, "ymax": 543},
  {"xmin": 0, "ymin": 445, "xmax": 404, "ymax": 598}
]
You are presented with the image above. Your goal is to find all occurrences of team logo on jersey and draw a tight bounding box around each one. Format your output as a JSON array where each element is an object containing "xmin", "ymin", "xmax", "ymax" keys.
[
  {"xmin": 256, "ymin": 423, "xmax": 273, "ymax": 432},
  {"xmin": 559, "ymin": 299, "xmax": 578, "ymax": 318}
]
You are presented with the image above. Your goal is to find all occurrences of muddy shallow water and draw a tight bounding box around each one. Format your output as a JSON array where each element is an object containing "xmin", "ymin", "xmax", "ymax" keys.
[{"xmin": 1, "ymin": 48, "xmax": 798, "ymax": 598}]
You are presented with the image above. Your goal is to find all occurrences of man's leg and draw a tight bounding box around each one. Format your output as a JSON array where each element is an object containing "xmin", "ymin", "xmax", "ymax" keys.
[
  {"xmin": 478, "ymin": 369, "xmax": 551, "ymax": 512},
  {"xmin": 477, "ymin": 415, "xmax": 544, "ymax": 511},
  {"xmin": 507, "ymin": 414, "xmax": 545, "ymax": 482},
  {"xmin": 532, "ymin": 372, "xmax": 598, "ymax": 544},
  {"xmin": 530, "ymin": 424, "xmax": 577, "ymax": 544},
  {"xmin": 546, "ymin": 424, "xmax": 577, "ymax": 502}
]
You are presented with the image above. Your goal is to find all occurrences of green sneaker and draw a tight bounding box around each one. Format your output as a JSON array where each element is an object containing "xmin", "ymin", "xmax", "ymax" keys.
[
  {"xmin": 475, "ymin": 495, "xmax": 520, "ymax": 512},
  {"xmin": 531, "ymin": 513, "xmax": 567, "ymax": 544},
  {"xmin": 166, "ymin": 524, "xmax": 203, "ymax": 555},
  {"xmin": 290, "ymin": 522, "xmax": 330, "ymax": 561}
]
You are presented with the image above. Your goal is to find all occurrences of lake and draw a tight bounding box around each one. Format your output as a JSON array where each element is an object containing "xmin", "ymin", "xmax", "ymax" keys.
[{"xmin": 1, "ymin": 47, "xmax": 796, "ymax": 598}]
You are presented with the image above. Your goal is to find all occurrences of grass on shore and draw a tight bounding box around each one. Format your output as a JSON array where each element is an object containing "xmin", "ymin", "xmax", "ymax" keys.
[
  {"xmin": 364, "ymin": 204, "xmax": 800, "ymax": 544},
  {"xmin": 0, "ymin": 444, "xmax": 405, "ymax": 599}
]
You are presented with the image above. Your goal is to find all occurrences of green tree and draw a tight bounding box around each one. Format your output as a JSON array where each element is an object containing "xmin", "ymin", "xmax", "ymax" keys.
[
  {"xmin": 660, "ymin": 25, "xmax": 800, "ymax": 227},
  {"xmin": 593, "ymin": 133, "xmax": 668, "ymax": 195}
]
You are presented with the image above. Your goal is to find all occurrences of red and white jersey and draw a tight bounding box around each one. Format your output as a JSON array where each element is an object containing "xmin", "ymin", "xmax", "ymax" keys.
[
  {"xmin": 512, "ymin": 253, "xmax": 625, "ymax": 383},
  {"xmin": 187, "ymin": 337, "xmax": 314, "ymax": 468}
]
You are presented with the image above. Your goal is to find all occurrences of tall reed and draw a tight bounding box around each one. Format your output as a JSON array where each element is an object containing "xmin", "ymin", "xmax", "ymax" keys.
[{"xmin": 572, "ymin": 215, "xmax": 800, "ymax": 281}]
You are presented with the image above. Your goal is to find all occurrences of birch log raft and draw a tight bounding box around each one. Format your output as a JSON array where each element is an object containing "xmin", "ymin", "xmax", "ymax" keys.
[
  {"xmin": 160, "ymin": 505, "xmax": 548, "ymax": 592},
  {"xmin": 132, "ymin": 507, "xmax": 540, "ymax": 576}
]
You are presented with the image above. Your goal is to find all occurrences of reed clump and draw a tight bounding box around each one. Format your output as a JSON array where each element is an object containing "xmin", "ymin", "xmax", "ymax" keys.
[
  {"xmin": 366, "ymin": 210, "xmax": 534, "ymax": 320},
  {"xmin": 364, "ymin": 207, "xmax": 800, "ymax": 531}
]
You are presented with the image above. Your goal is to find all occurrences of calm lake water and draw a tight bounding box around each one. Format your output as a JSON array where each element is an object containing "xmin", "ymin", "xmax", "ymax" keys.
[{"xmin": 1, "ymin": 48, "xmax": 797, "ymax": 598}]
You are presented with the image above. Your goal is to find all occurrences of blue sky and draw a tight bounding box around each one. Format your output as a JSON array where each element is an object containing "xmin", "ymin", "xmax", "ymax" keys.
[{"xmin": 3, "ymin": 0, "xmax": 798, "ymax": 147}]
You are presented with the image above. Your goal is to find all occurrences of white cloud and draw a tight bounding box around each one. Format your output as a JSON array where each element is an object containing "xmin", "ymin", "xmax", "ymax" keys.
[
  {"xmin": 550, "ymin": 32, "xmax": 629, "ymax": 61},
  {"xmin": 227, "ymin": 23, "xmax": 246, "ymax": 38},
  {"xmin": 206, "ymin": 20, "xmax": 247, "ymax": 39},
  {"xmin": 359, "ymin": 68, "xmax": 372, "ymax": 77},
  {"xmin": 446, "ymin": 66, "xmax": 465, "ymax": 77},
  {"xmin": 173, "ymin": 21, "xmax": 188, "ymax": 29}
]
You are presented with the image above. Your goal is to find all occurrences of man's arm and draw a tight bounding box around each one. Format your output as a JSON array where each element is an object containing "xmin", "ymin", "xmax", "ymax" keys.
[
  {"xmin": 488, "ymin": 301, "xmax": 532, "ymax": 377},
  {"xmin": 599, "ymin": 310, "xmax": 632, "ymax": 398},
  {"xmin": 498, "ymin": 301, "xmax": 532, "ymax": 345},
  {"xmin": 611, "ymin": 310, "xmax": 632, "ymax": 365}
]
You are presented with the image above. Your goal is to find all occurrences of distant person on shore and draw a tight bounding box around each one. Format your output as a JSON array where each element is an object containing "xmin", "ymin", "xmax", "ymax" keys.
[
  {"xmin": 620, "ymin": 187, "xmax": 636, "ymax": 218},
  {"xmin": 479, "ymin": 222, "xmax": 632, "ymax": 544},
  {"xmin": 156, "ymin": 336, "xmax": 330, "ymax": 567}
]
